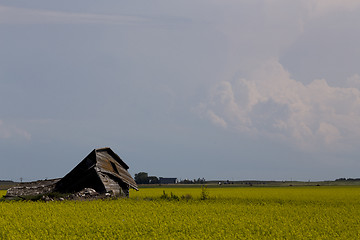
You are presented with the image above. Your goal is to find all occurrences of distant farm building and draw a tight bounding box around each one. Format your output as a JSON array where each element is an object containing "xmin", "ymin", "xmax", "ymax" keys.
[
  {"xmin": 6, "ymin": 147, "xmax": 138, "ymax": 199},
  {"xmin": 159, "ymin": 177, "xmax": 177, "ymax": 184}
]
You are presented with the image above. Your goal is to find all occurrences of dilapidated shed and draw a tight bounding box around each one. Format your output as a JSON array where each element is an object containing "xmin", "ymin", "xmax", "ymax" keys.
[
  {"xmin": 6, "ymin": 147, "xmax": 138, "ymax": 199},
  {"xmin": 55, "ymin": 147, "xmax": 138, "ymax": 196}
]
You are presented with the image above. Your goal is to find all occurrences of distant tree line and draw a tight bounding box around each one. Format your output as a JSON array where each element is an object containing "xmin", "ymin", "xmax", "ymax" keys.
[
  {"xmin": 134, "ymin": 172, "xmax": 159, "ymax": 184},
  {"xmin": 178, "ymin": 178, "xmax": 206, "ymax": 184},
  {"xmin": 335, "ymin": 178, "xmax": 360, "ymax": 181},
  {"xmin": 0, "ymin": 180, "xmax": 14, "ymax": 184},
  {"xmin": 134, "ymin": 172, "xmax": 206, "ymax": 184}
]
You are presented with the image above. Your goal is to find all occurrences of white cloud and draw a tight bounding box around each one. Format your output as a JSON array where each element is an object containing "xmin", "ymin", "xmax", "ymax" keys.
[
  {"xmin": 0, "ymin": 120, "xmax": 31, "ymax": 140},
  {"xmin": 200, "ymin": 59, "xmax": 360, "ymax": 151},
  {"xmin": 316, "ymin": 122, "xmax": 341, "ymax": 145},
  {"xmin": 207, "ymin": 110, "xmax": 227, "ymax": 129}
]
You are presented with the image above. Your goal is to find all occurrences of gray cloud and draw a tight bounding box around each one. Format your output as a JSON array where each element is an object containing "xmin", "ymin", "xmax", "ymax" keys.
[
  {"xmin": 1, "ymin": 0, "xmax": 360, "ymax": 181},
  {"xmin": 200, "ymin": 59, "xmax": 360, "ymax": 151}
]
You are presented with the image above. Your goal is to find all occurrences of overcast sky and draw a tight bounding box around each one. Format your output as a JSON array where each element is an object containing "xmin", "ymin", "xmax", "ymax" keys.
[{"xmin": 1, "ymin": 1, "xmax": 360, "ymax": 182}]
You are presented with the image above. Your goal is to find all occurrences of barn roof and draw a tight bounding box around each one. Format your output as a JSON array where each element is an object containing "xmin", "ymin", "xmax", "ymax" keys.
[
  {"xmin": 94, "ymin": 147, "xmax": 138, "ymax": 190},
  {"xmin": 95, "ymin": 147, "xmax": 130, "ymax": 169}
]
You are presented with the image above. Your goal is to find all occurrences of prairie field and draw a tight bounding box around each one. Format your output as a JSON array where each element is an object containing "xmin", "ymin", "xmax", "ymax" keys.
[{"xmin": 1, "ymin": 186, "xmax": 360, "ymax": 239}]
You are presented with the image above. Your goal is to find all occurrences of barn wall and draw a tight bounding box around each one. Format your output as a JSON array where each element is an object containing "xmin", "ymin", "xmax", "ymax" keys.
[{"xmin": 55, "ymin": 151, "xmax": 101, "ymax": 193}]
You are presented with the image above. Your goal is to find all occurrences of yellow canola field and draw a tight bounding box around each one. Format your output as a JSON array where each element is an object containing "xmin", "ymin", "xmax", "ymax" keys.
[{"xmin": 1, "ymin": 186, "xmax": 360, "ymax": 239}]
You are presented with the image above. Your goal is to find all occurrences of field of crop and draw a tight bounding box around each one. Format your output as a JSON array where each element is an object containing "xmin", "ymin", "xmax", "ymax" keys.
[{"xmin": 1, "ymin": 186, "xmax": 360, "ymax": 239}]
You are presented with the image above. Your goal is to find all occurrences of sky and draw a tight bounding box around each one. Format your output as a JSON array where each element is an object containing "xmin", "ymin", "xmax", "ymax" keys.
[{"xmin": 1, "ymin": 0, "xmax": 360, "ymax": 182}]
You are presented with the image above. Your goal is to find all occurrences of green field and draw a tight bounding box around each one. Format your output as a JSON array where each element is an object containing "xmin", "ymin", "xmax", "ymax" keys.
[{"xmin": 1, "ymin": 186, "xmax": 360, "ymax": 239}]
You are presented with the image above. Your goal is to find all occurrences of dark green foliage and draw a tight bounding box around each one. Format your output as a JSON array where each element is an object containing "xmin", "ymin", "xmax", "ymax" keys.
[
  {"xmin": 335, "ymin": 178, "xmax": 360, "ymax": 182},
  {"xmin": 200, "ymin": 185, "xmax": 209, "ymax": 200},
  {"xmin": 178, "ymin": 178, "xmax": 206, "ymax": 184},
  {"xmin": 134, "ymin": 172, "xmax": 159, "ymax": 184},
  {"xmin": 160, "ymin": 191, "xmax": 194, "ymax": 201},
  {"xmin": 160, "ymin": 190, "xmax": 179, "ymax": 201},
  {"xmin": 180, "ymin": 194, "xmax": 193, "ymax": 201},
  {"xmin": 148, "ymin": 176, "xmax": 159, "ymax": 184},
  {"xmin": 135, "ymin": 172, "xmax": 149, "ymax": 184}
]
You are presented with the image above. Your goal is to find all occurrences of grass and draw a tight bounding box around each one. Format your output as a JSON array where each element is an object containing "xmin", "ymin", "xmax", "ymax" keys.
[{"xmin": 1, "ymin": 186, "xmax": 360, "ymax": 239}]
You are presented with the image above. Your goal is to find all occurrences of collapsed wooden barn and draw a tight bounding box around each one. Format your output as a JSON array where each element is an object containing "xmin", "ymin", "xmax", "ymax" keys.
[{"xmin": 6, "ymin": 147, "xmax": 138, "ymax": 199}]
